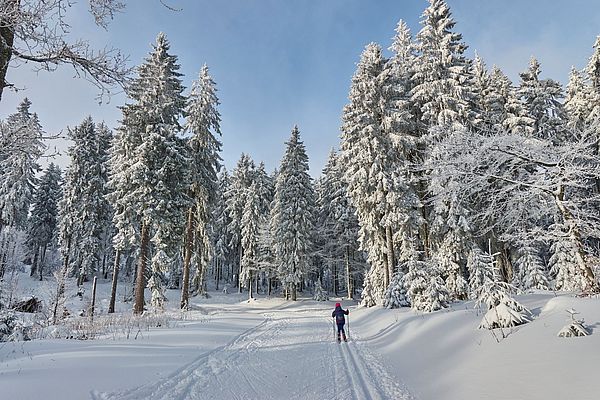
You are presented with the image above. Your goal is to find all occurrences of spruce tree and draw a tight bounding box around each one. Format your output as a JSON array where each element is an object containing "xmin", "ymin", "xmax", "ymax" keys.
[
  {"xmin": 271, "ymin": 126, "xmax": 315, "ymax": 301},
  {"xmin": 181, "ymin": 64, "xmax": 222, "ymax": 308},
  {"xmin": 517, "ymin": 57, "xmax": 567, "ymax": 142},
  {"xmin": 58, "ymin": 117, "xmax": 113, "ymax": 285},
  {"xmin": 225, "ymin": 153, "xmax": 255, "ymax": 291},
  {"xmin": 0, "ymin": 98, "xmax": 44, "ymax": 234},
  {"xmin": 340, "ymin": 43, "xmax": 412, "ymax": 306},
  {"xmin": 108, "ymin": 32, "xmax": 190, "ymax": 314},
  {"xmin": 26, "ymin": 163, "xmax": 62, "ymax": 280}
]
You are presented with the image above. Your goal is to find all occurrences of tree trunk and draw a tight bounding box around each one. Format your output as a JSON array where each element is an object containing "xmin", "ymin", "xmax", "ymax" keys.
[
  {"xmin": 237, "ymin": 245, "xmax": 243, "ymax": 293},
  {"xmin": 248, "ymin": 271, "xmax": 253, "ymax": 300},
  {"xmin": 346, "ymin": 246, "xmax": 352, "ymax": 299},
  {"xmin": 133, "ymin": 221, "xmax": 150, "ymax": 314},
  {"xmin": 554, "ymin": 185, "xmax": 598, "ymax": 292},
  {"xmin": 386, "ymin": 225, "xmax": 395, "ymax": 279},
  {"xmin": 333, "ymin": 260, "xmax": 338, "ymax": 296},
  {"xmin": 108, "ymin": 249, "xmax": 121, "ymax": 313},
  {"xmin": 215, "ymin": 258, "xmax": 220, "ymax": 291},
  {"xmin": 0, "ymin": 1, "xmax": 16, "ymax": 102},
  {"xmin": 102, "ymin": 251, "xmax": 108, "ymax": 279},
  {"xmin": 181, "ymin": 208, "xmax": 194, "ymax": 310},
  {"xmin": 90, "ymin": 276, "xmax": 98, "ymax": 322},
  {"xmin": 39, "ymin": 244, "xmax": 47, "ymax": 281},
  {"xmin": 30, "ymin": 246, "xmax": 39, "ymax": 277},
  {"xmin": 53, "ymin": 236, "xmax": 71, "ymax": 324}
]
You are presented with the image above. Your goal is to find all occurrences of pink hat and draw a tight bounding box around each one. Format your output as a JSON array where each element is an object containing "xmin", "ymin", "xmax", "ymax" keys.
[{"xmin": 335, "ymin": 303, "xmax": 341, "ymax": 307}]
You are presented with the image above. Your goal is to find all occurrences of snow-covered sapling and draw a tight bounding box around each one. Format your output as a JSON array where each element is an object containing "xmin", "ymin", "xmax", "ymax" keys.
[
  {"xmin": 313, "ymin": 278, "xmax": 328, "ymax": 301},
  {"xmin": 557, "ymin": 308, "xmax": 590, "ymax": 337}
]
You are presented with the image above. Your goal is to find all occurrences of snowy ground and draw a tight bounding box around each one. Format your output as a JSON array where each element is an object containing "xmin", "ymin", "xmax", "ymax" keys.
[{"xmin": 1, "ymin": 275, "xmax": 600, "ymax": 400}]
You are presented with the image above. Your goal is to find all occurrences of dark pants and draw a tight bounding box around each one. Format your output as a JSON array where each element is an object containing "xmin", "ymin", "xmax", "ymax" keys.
[{"xmin": 337, "ymin": 323, "xmax": 346, "ymax": 336}]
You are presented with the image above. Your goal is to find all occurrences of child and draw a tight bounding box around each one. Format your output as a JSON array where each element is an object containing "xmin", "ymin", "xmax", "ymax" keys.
[{"xmin": 332, "ymin": 302, "xmax": 349, "ymax": 342}]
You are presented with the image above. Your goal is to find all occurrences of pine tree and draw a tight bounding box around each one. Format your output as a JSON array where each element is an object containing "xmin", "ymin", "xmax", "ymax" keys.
[
  {"xmin": 411, "ymin": 0, "xmax": 473, "ymax": 132},
  {"xmin": 25, "ymin": 163, "xmax": 61, "ymax": 280},
  {"xmin": 317, "ymin": 150, "xmax": 364, "ymax": 299},
  {"xmin": 271, "ymin": 126, "xmax": 316, "ymax": 301},
  {"xmin": 564, "ymin": 67, "xmax": 592, "ymax": 135},
  {"xmin": 585, "ymin": 36, "xmax": 600, "ymax": 124},
  {"xmin": 467, "ymin": 246, "xmax": 495, "ymax": 300},
  {"xmin": 226, "ymin": 153, "xmax": 255, "ymax": 292},
  {"xmin": 513, "ymin": 245, "xmax": 548, "ymax": 291},
  {"xmin": 108, "ymin": 32, "xmax": 190, "ymax": 314},
  {"xmin": 517, "ymin": 57, "xmax": 567, "ymax": 142},
  {"xmin": 57, "ymin": 117, "xmax": 113, "ymax": 286},
  {"xmin": 181, "ymin": 64, "xmax": 222, "ymax": 308},
  {"xmin": 211, "ymin": 168, "xmax": 233, "ymax": 290},
  {"xmin": 0, "ymin": 98, "xmax": 44, "ymax": 234},
  {"xmin": 340, "ymin": 43, "xmax": 413, "ymax": 306},
  {"xmin": 240, "ymin": 182, "xmax": 260, "ymax": 299}
]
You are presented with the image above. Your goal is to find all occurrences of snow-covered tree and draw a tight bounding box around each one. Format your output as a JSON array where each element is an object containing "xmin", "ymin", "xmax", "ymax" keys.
[
  {"xmin": 513, "ymin": 245, "xmax": 548, "ymax": 291},
  {"xmin": 467, "ymin": 246, "xmax": 495, "ymax": 300},
  {"xmin": 411, "ymin": 0, "xmax": 473, "ymax": 131},
  {"xmin": 211, "ymin": 168, "xmax": 233, "ymax": 290},
  {"xmin": 58, "ymin": 117, "xmax": 113, "ymax": 285},
  {"xmin": 383, "ymin": 270, "xmax": 409, "ymax": 308},
  {"xmin": 0, "ymin": 98, "xmax": 44, "ymax": 235},
  {"xmin": 271, "ymin": 126, "xmax": 315, "ymax": 301},
  {"xmin": 431, "ymin": 130, "xmax": 600, "ymax": 293},
  {"xmin": 340, "ymin": 43, "xmax": 414, "ymax": 305},
  {"xmin": 312, "ymin": 278, "xmax": 328, "ymax": 301},
  {"xmin": 25, "ymin": 163, "xmax": 61, "ymax": 280},
  {"xmin": 0, "ymin": 0, "xmax": 129, "ymax": 101},
  {"xmin": 403, "ymin": 259, "xmax": 448, "ymax": 312},
  {"xmin": 564, "ymin": 67, "xmax": 592, "ymax": 136},
  {"xmin": 225, "ymin": 153, "xmax": 255, "ymax": 291},
  {"xmin": 316, "ymin": 150, "xmax": 364, "ymax": 299},
  {"xmin": 517, "ymin": 57, "xmax": 567, "ymax": 142},
  {"xmin": 240, "ymin": 182, "xmax": 260, "ymax": 299},
  {"xmin": 108, "ymin": 32, "xmax": 190, "ymax": 314},
  {"xmin": 181, "ymin": 64, "xmax": 222, "ymax": 308}
]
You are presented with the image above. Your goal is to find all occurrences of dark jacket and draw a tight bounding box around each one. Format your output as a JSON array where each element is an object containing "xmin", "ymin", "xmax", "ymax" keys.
[{"xmin": 332, "ymin": 306, "xmax": 349, "ymax": 324}]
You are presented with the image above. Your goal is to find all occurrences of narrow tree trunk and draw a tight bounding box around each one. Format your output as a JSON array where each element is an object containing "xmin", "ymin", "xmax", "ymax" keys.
[
  {"xmin": 181, "ymin": 208, "xmax": 194, "ymax": 310},
  {"xmin": 53, "ymin": 237, "xmax": 71, "ymax": 324},
  {"xmin": 0, "ymin": 3, "xmax": 16, "ymax": 102},
  {"xmin": 386, "ymin": 225, "xmax": 395, "ymax": 279},
  {"xmin": 248, "ymin": 271, "xmax": 253, "ymax": 300},
  {"xmin": 238, "ymin": 245, "xmax": 243, "ymax": 293},
  {"xmin": 268, "ymin": 277, "xmax": 272, "ymax": 296},
  {"xmin": 333, "ymin": 261, "xmax": 338, "ymax": 296},
  {"xmin": 108, "ymin": 249, "xmax": 121, "ymax": 313},
  {"xmin": 90, "ymin": 276, "xmax": 98, "ymax": 322},
  {"xmin": 30, "ymin": 246, "xmax": 39, "ymax": 277},
  {"xmin": 133, "ymin": 222, "xmax": 150, "ymax": 315},
  {"xmin": 39, "ymin": 244, "xmax": 47, "ymax": 281},
  {"xmin": 346, "ymin": 245, "xmax": 352, "ymax": 299},
  {"xmin": 102, "ymin": 252, "xmax": 108, "ymax": 280},
  {"xmin": 215, "ymin": 258, "xmax": 220, "ymax": 291},
  {"xmin": 554, "ymin": 186, "xmax": 598, "ymax": 291}
]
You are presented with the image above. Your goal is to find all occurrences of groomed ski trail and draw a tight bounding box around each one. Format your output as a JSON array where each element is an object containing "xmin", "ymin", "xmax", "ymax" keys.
[{"xmin": 92, "ymin": 305, "xmax": 414, "ymax": 400}]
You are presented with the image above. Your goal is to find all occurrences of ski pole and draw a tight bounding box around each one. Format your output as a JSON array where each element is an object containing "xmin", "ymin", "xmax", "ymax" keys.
[
  {"xmin": 347, "ymin": 313, "xmax": 350, "ymax": 340},
  {"xmin": 333, "ymin": 317, "xmax": 336, "ymax": 341}
]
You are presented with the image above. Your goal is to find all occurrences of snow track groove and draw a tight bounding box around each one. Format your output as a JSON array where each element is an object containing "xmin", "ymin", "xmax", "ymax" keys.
[{"xmin": 92, "ymin": 307, "xmax": 413, "ymax": 400}]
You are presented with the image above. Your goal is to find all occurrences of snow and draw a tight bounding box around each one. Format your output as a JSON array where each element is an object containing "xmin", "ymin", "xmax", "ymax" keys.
[{"xmin": 2, "ymin": 275, "xmax": 600, "ymax": 400}]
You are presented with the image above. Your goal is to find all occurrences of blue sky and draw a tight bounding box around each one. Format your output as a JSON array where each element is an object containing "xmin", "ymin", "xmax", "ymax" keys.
[{"xmin": 2, "ymin": 0, "xmax": 600, "ymax": 175}]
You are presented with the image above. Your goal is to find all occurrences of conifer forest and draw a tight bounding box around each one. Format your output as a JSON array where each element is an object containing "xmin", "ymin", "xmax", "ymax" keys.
[{"xmin": 2, "ymin": 1, "xmax": 600, "ymax": 399}]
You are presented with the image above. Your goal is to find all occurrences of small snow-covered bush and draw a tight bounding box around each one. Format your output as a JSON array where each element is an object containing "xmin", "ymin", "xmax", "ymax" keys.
[
  {"xmin": 404, "ymin": 260, "xmax": 449, "ymax": 312},
  {"xmin": 557, "ymin": 308, "xmax": 589, "ymax": 337},
  {"xmin": 383, "ymin": 271, "xmax": 409, "ymax": 309},
  {"xmin": 313, "ymin": 279, "xmax": 328, "ymax": 301},
  {"xmin": 478, "ymin": 281, "xmax": 531, "ymax": 329},
  {"xmin": 0, "ymin": 311, "xmax": 32, "ymax": 342}
]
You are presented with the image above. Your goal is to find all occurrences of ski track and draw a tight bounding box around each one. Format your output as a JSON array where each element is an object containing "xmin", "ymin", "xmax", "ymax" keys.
[{"xmin": 92, "ymin": 308, "xmax": 414, "ymax": 400}]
